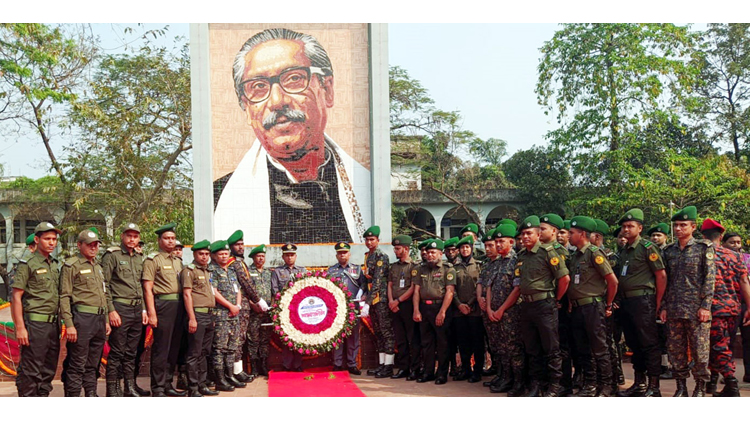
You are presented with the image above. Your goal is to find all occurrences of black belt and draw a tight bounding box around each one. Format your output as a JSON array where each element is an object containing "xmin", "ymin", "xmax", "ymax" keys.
[
  {"xmin": 570, "ymin": 296, "xmax": 604, "ymax": 308},
  {"xmin": 421, "ymin": 299, "xmax": 443, "ymax": 305},
  {"xmin": 521, "ymin": 292, "xmax": 554, "ymax": 303}
]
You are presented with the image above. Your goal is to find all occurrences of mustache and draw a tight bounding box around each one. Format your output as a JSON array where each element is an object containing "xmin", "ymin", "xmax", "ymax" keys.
[{"xmin": 262, "ymin": 108, "xmax": 306, "ymax": 130}]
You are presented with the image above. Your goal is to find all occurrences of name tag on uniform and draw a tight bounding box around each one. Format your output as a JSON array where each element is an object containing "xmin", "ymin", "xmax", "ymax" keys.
[
  {"xmin": 620, "ymin": 265, "xmax": 628, "ymax": 277},
  {"xmin": 250, "ymin": 273, "xmax": 259, "ymax": 277},
  {"xmin": 80, "ymin": 269, "xmax": 92, "ymax": 274},
  {"xmin": 119, "ymin": 261, "xmax": 128, "ymax": 265},
  {"xmin": 399, "ymin": 279, "xmax": 405, "ymax": 288},
  {"xmin": 421, "ymin": 274, "xmax": 428, "ymax": 278},
  {"xmin": 36, "ymin": 269, "xmax": 48, "ymax": 274},
  {"xmin": 198, "ymin": 276, "xmax": 205, "ymax": 280},
  {"xmin": 433, "ymin": 272, "xmax": 442, "ymax": 278},
  {"xmin": 350, "ymin": 268, "xmax": 358, "ymax": 275},
  {"xmin": 574, "ymin": 274, "xmax": 580, "ymax": 284},
  {"xmin": 163, "ymin": 265, "xmax": 173, "ymax": 270}
]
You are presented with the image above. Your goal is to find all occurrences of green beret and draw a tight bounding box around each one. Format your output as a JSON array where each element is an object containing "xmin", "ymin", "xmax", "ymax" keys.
[
  {"xmin": 155, "ymin": 222, "xmax": 177, "ymax": 236},
  {"xmin": 612, "ymin": 226, "xmax": 622, "ymax": 238},
  {"xmin": 540, "ymin": 213, "xmax": 564, "ymax": 230},
  {"xmin": 457, "ymin": 236, "xmax": 474, "ymax": 247},
  {"xmin": 498, "ymin": 219, "xmax": 518, "ymax": 230},
  {"xmin": 594, "ymin": 219, "xmax": 610, "ymax": 236},
  {"xmin": 334, "ymin": 241, "xmax": 351, "ymax": 252},
  {"xmin": 482, "ymin": 229, "xmax": 496, "ymax": 242},
  {"xmin": 25, "ymin": 234, "xmax": 35, "ymax": 246},
  {"xmin": 671, "ymin": 206, "xmax": 697, "ymax": 222},
  {"xmin": 426, "ymin": 239, "xmax": 444, "ymax": 251},
  {"xmin": 122, "ymin": 222, "xmax": 141, "ymax": 233},
  {"xmin": 418, "ymin": 239, "xmax": 433, "ymax": 250},
  {"xmin": 562, "ymin": 220, "xmax": 572, "ymax": 231},
  {"xmin": 459, "ymin": 223, "xmax": 479, "ymax": 236},
  {"xmin": 519, "ymin": 215, "xmax": 541, "ymax": 231},
  {"xmin": 192, "ymin": 240, "xmax": 211, "ymax": 252},
  {"xmin": 646, "ymin": 222, "xmax": 670, "ymax": 236},
  {"xmin": 281, "ymin": 242, "xmax": 298, "ymax": 254},
  {"xmin": 570, "ymin": 216, "xmax": 597, "ymax": 233},
  {"xmin": 392, "ymin": 235, "xmax": 412, "ymax": 246},
  {"xmin": 33, "ymin": 222, "xmax": 62, "ymax": 235},
  {"xmin": 249, "ymin": 244, "xmax": 266, "ymax": 257},
  {"xmin": 444, "ymin": 237, "xmax": 459, "ymax": 249},
  {"xmin": 495, "ymin": 224, "xmax": 517, "ymax": 238},
  {"xmin": 363, "ymin": 226, "xmax": 380, "ymax": 238},
  {"xmin": 209, "ymin": 240, "xmax": 229, "ymax": 253},
  {"xmin": 618, "ymin": 209, "xmax": 644, "ymax": 225},
  {"xmin": 227, "ymin": 230, "xmax": 244, "ymax": 245}
]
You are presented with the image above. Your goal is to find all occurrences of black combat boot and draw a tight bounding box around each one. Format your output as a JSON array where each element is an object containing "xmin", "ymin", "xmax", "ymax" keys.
[
  {"xmin": 673, "ymin": 378, "xmax": 688, "ymax": 397},
  {"xmin": 507, "ymin": 366, "xmax": 526, "ymax": 396},
  {"xmin": 123, "ymin": 379, "xmax": 140, "ymax": 397},
  {"xmin": 259, "ymin": 357, "xmax": 270, "ymax": 377},
  {"xmin": 642, "ymin": 376, "xmax": 661, "ymax": 397},
  {"xmin": 595, "ymin": 383, "xmax": 612, "ymax": 397},
  {"xmin": 706, "ymin": 372, "xmax": 719, "ymax": 395},
  {"xmin": 132, "ymin": 377, "xmax": 150, "ymax": 396},
  {"xmin": 214, "ymin": 369, "xmax": 235, "ymax": 392},
  {"xmin": 692, "ymin": 379, "xmax": 706, "ymax": 397},
  {"xmin": 85, "ymin": 389, "xmax": 99, "ymax": 397},
  {"xmin": 205, "ymin": 368, "xmax": 216, "ymax": 388},
  {"xmin": 523, "ymin": 380, "xmax": 542, "ymax": 397},
  {"xmin": 235, "ymin": 370, "xmax": 255, "ymax": 384},
  {"xmin": 106, "ymin": 380, "xmax": 119, "ymax": 397},
  {"xmin": 717, "ymin": 376, "xmax": 740, "ymax": 397},
  {"xmin": 199, "ymin": 383, "xmax": 220, "ymax": 396},
  {"xmin": 367, "ymin": 364, "xmax": 384, "ymax": 376},
  {"xmin": 115, "ymin": 379, "xmax": 124, "ymax": 397},
  {"xmin": 225, "ymin": 366, "xmax": 247, "ymax": 388},
  {"xmin": 375, "ymin": 365, "xmax": 394, "ymax": 379},
  {"xmin": 617, "ymin": 371, "xmax": 647, "ymax": 397},
  {"xmin": 165, "ymin": 382, "xmax": 187, "ymax": 397},
  {"xmin": 576, "ymin": 382, "xmax": 597, "ymax": 397},
  {"xmin": 490, "ymin": 363, "xmax": 513, "ymax": 393},
  {"xmin": 188, "ymin": 387, "xmax": 203, "ymax": 397},
  {"xmin": 543, "ymin": 382, "xmax": 563, "ymax": 397}
]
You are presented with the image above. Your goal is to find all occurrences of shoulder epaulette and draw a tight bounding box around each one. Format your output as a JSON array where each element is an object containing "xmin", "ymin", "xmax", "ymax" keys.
[
  {"xmin": 700, "ymin": 239, "xmax": 714, "ymax": 247},
  {"xmin": 540, "ymin": 242, "xmax": 555, "ymax": 252},
  {"xmin": 64, "ymin": 257, "xmax": 77, "ymax": 267},
  {"xmin": 444, "ymin": 262, "xmax": 454, "ymax": 268},
  {"xmin": 106, "ymin": 246, "xmax": 120, "ymax": 254},
  {"xmin": 18, "ymin": 258, "xmax": 27, "ymax": 265},
  {"xmin": 643, "ymin": 240, "xmax": 653, "ymax": 248},
  {"xmin": 146, "ymin": 252, "xmax": 158, "ymax": 260},
  {"xmin": 553, "ymin": 242, "xmax": 563, "ymax": 249},
  {"xmin": 187, "ymin": 264, "xmax": 195, "ymax": 269},
  {"xmin": 590, "ymin": 245, "xmax": 599, "ymax": 252}
]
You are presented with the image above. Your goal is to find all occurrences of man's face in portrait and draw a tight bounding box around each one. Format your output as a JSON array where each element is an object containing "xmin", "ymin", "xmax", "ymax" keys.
[{"xmin": 240, "ymin": 39, "xmax": 334, "ymax": 165}]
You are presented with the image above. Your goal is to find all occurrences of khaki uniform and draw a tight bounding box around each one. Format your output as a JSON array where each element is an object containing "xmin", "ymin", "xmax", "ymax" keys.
[
  {"xmin": 415, "ymin": 261, "xmax": 457, "ymax": 379},
  {"xmin": 12, "ymin": 251, "xmax": 60, "ymax": 397},
  {"xmin": 181, "ymin": 263, "xmax": 215, "ymax": 389},
  {"xmin": 388, "ymin": 260, "xmax": 421, "ymax": 373},
  {"xmin": 60, "ymin": 254, "xmax": 108, "ymax": 396},
  {"xmin": 453, "ymin": 257, "xmax": 483, "ymax": 377}
]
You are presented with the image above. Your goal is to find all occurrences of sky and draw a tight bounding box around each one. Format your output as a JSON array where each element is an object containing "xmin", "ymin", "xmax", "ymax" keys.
[{"xmin": 1, "ymin": 21, "xmax": 708, "ymax": 178}]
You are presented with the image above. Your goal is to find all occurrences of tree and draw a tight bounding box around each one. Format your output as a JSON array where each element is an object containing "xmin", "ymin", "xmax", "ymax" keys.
[
  {"xmin": 693, "ymin": 23, "xmax": 750, "ymax": 162},
  {"xmin": 536, "ymin": 23, "xmax": 700, "ymax": 156},
  {"xmin": 503, "ymin": 146, "xmax": 571, "ymax": 216},
  {"xmin": 66, "ymin": 42, "xmax": 192, "ymax": 231}
]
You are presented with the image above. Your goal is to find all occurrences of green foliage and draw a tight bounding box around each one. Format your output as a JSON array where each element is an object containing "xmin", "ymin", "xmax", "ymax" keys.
[{"xmin": 503, "ymin": 146, "xmax": 571, "ymax": 216}]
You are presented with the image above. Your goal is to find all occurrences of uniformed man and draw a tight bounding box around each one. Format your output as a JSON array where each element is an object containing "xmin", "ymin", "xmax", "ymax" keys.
[
  {"xmin": 131, "ymin": 240, "xmax": 150, "ymax": 396},
  {"xmin": 171, "ymin": 238, "xmax": 190, "ymax": 391},
  {"xmin": 477, "ymin": 230, "xmax": 501, "ymax": 386},
  {"xmin": 226, "ymin": 230, "xmax": 260, "ymax": 384},
  {"xmin": 246, "ymin": 244, "xmax": 273, "ymax": 376},
  {"xmin": 60, "ymin": 230, "xmax": 110, "ymax": 397},
  {"xmin": 557, "ymin": 221, "xmax": 574, "ymax": 253},
  {"xmin": 565, "ymin": 216, "xmax": 619, "ymax": 397},
  {"xmin": 11, "ymin": 222, "xmax": 62, "ymax": 397},
  {"xmin": 271, "ymin": 243, "xmax": 307, "ymax": 371},
  {"xmin": 7, "ymin": 234, "xmax": 39, "ymax": 290},
  {"xmin": 387, "ymin": 235, "xmax": 421, "ymax": 380},
  {"xmin": 363, "ymin": 226, "xmax": 395, "ymax": 377},
  {"xmin": 648, "ymin": 221, "xmax": 673, "ymax": 380},
  {"xmin": 413, "ymin": 239, "xmax": 456, "ymax": 384},
  {"xmin": 418, "ymin": 239, "xmax": 432, "ymax": 264},
  {"xmin": 487, "ymin": 224, "xmax": 525, "ymax": 395},
  {"xmin": 329, "ymin": 242, "xmax": 366, "ymax": 375},
  {"xmin": 539, "ymin": 213, "xmax": 575, "ymax": 395},
  {"xmin": 460, "ymin": 223, "xmax": 486, "ymax": 262},
  {"xmin": 142, "ymin": 222, "xmax": 186, "ymax": 397},
  {"xmin": 452, "ymin": 235, "xmax": 483, "ymax": 382},
  {"xmin": 494, "ymin": 215, "xmax": 570, "ymax": 397},
  {"xmin": 443, "ymin": 237, "xmax": 460, "ymax": 265},
  {"xmin": 700, "ymin": 219, "xmax": 750, "ymax": 396},
  {"xmin": 647, "ymin": 223, "xmax": 670, "ymax": 250},
  {"xmin": 173, "ymin": 240, "xmax": 184, "ymax": 260},
  {"xmin": 102, "ymin": 223, "xmax": 147, "ymax": 397},
  {"xmin": 181, "ymin": 240, "xmax": 219, "ymax": 397},
  {"xmin": 613, "ymin": 209, "xmax": 667, "ymax": 397},
  {"xmin": 208, "ymin": 240, "xmax": 247, "ymax": 391},
  {"xmin": 661, "ymin": 206, "xmax": 716, "ymax": 397}
]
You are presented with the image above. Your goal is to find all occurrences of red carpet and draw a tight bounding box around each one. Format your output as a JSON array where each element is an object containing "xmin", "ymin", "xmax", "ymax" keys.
[{"xmin": 268, "ymin": 368, "xmax": 366, "ymax": 397}]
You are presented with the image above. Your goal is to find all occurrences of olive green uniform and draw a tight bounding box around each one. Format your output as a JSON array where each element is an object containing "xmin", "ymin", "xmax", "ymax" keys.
[
  {"xmin": 181, "ymin": 264, "xmax": 215, "ymax": 390},
  {"xmin": 13, "ymin": 251, "xmax": 60, "ymax": 397},
  {"xmin": 453, "ymin": 257, "xmax": 484, "ymax": 378},
  {"xmin": 415, "ymin": 261, "xmax": 457, "ymax": 379},
  {"xmin": 389, "ymin": 260, "xmax": 421, "ymax": 373},
  {"xmin": 60, "ymin": 254, "xmax": 108, "ymax": 396}
]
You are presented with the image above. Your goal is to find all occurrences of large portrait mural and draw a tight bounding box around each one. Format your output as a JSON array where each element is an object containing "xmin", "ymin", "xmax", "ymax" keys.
[{"xmin": 210, "ymin": 24, "xmax": 372, "ymax": 244}]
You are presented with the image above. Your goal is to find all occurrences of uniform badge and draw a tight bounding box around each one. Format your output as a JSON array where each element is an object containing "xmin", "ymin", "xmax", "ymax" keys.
[
  {"xmin": 649, "ymin": 253, "xmax": 659, "ymax": 262},
  {"xmin": 514, "ymin": 268, "xmax": 520, "ymax": 277},
  {"xmin": 411, "ymin": 269, "xmax": 418, "ymax": 276},
  {"xmin": 36, "ymin": 269, "xmax": 48, "ymax": 274},
  {"xmin": 377, "ymin": 260, "xmax": 383, "ymax": 267},
  {"xmin": 550, "ymin": 257, "xmax": 559, "ymax": 266},
  {"xmin": 595, "ymin": 255, "xmax": 605, "ymax": 264},
  {"xmin": 706, "ymin": 252, "xmax": 715, "ymax": 260},
  {"xmin": 446, "ymin": 273, "xmax": 454, "ymax": 281},
  {"xmin": 80, "ymin": 269, "xmax": 92, "ymax": 274}
]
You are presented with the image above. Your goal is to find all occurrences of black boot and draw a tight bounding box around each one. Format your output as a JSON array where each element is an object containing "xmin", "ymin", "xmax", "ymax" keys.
[
  {"xmin": 673, "ymin": 378, "xmax": 688, "ymax": 397},
  {"xmin": 595, "ymin": 382, "xmax": 612, "ymax": 397},
  {"xmin": 235, "ymin": 370, "xmax": 255, "ymax": 384},
  {"xmin": 368, "ymin": 364, "xmax": 384, "ymax": 376},
  {"xmin": 659, "ymin": 365, "xmax": 673, "ymax": 379},
  {"xmin": 523, "ymin": 380, "xmax": 541, "ymax": 397},
  {"xmin": 617, "ymin": 371, "xmax": 647, "ymax": 397},
  {"xmin": 176, "ymin": 371, "xmax": 189, "ymax": 391},
  {"xmin": 115, "ymin": 379, "xmax": 124, "ymax": 397},
  {"xmin": 375, "ymin": 365, "xmax": 394, "ymax": 379},
  {"xmin": 225, "ymin": 366, "xmax": 247, "ymax": 388},
  {"xmin": 490, "ymin": 363, "xmax": 513, "ymax": 393},
  {"xmin": 576, "ymin": 382, "xmax": 597, "ymax": 397},
  {"xmin": 453, "ymin": 369, "xmax": 470, "ymax": 381},
  {"xmin": 165, "ymin": 382, "xmax": 187, "ymax": 397},
  {"xmin": 206, "ymin": 368, "xmax": 216, "ymax": 388},
  {"xmin": 507, "ymin": 366, "xmax": 526, "ymax": 397},
  {"xmin": 707, "ymin": 372, "xmax": 718, "ymax": 395},
  {"xmin": 123, "ymin": 379, "xmax": 140, "ymax": 397},
  {"xmin": 85, "ymin": 389, "xmax": 99, "ymax": 397},
  {"xmin": 614, "ymin": 359, "xmax": 625, "ymax": 385},
  {"xmin": 214, "ymin": 369, "xmax": 235, "ymax": 392},
  {"xmin": 106, "ymin": 380, "xmax": 119, "ymax": 397},
  {"xmin": 199, "ymin": 383, "xmax": 220, "ymax": 396},
  {"xmin": 692, "ymin": 378, "xmax": 706, "ymax": 397},
  {"xmin": 468, "ymin": 368, "xmax": 483, "ymax": 383},
  {"xmin": 259, "ymin": 357, "xmax": 270, "ymax": 377},
  {"xmin": 132, "ymin": 377, "xmax": 150, "ymax": 396},
  {"xmin": 642, "ymin": 375, "xmax": 661, "ymax": 397},
  {"xmin": 188, "ymin": 387, "xmax": 203, "ymax": 397},
  {"xmin": 717, "ymin": 376, "xmax": 740, "ymax": 397},
  {"xmin": 543, "ymin": 382, "xmax": 563, "ymax": 397}
]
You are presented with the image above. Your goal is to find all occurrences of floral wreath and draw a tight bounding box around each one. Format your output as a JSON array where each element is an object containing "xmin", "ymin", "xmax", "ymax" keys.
[{"xmin": 271, "ymin": 270, "xmax": 358, "ymax": 355}]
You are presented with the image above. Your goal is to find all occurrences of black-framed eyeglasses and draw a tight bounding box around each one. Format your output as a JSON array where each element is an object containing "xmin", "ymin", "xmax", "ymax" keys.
[{"xmin": 240, "ymin": 66, "xmax": 326, "ymax": 104}]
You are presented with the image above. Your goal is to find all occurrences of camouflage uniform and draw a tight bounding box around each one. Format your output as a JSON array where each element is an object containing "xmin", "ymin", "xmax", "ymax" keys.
[
  {"xmin": 247, "ymin": 265, "xmax": 273, "ymax": 362},
  {"xmin": 662, "ymin": 238, "xmax": 716, "ymax": 381},
  {"xmin": 364, "ymin": 247, "xmax": 394, "ymax": 355},
  {"xmin": 709, "ymin": 246, "xmax": 747, "ymax": 378},
  {"xmin": 549, "ymin": 242, "xmax": 575, "ymax": 390},
  {"xmin": 601, "ymin": 246, "xmax": 624, "ymax": 385},
  {"xmin": 478, "ymin": 257, "xmax": 502, "ymax": 362},
  {"xmin": 228, "ymin": 256, "xmax": 260, "ymax": 362},
  {"xmin": 209, "ymin": 261, "xmax": 240, "ymax": 371},
  {"xmin": 487, "ymin": 250, "xmax": 524, "ymax": 374}
]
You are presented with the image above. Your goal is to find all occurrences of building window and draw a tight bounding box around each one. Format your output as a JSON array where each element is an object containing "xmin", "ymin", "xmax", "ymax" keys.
[
  {"xmin": 25, "ymin": 221, "xmax": 36, "ymax": 241},
  {"xmin": 0, "ymin": 221, "xmax": 5, "ymax": 244}
]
